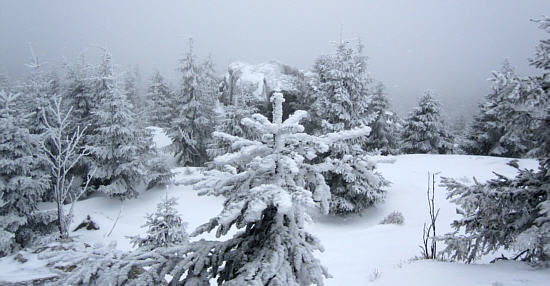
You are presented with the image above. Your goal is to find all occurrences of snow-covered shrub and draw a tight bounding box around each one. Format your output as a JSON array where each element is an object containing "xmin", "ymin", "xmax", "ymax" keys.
[
  {"xmin": 39, "ymin": 240, "xmax": 130, "ymax": 285},
  {"xmin": 129, "ymin": 195, "xmax": 188, "ymax": 249},
  {"xmin": 440, "ymin": 159, "xmax": 550, "ymax": 264},
  {"xmin": 401, "ymin": 91, "xmax": 454, "ymax": 154},
  {"xmin": 380, "ymin": 211, "xmax": 405, "ymax": 225}
]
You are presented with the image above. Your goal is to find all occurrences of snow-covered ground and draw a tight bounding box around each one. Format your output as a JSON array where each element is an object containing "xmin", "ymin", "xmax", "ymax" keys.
[{"xmin": 0, "ymin": 130, "xmax": 548, "ymax": 285}]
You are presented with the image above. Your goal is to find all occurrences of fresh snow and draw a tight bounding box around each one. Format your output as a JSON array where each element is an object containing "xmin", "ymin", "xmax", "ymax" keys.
[
  {"xmin": 0, "ymin": 130, "xmax": 548, "ymax": 285},
  {"xmin": 227, "ymin": 61, "xmax": 302, "ymax": 99}
]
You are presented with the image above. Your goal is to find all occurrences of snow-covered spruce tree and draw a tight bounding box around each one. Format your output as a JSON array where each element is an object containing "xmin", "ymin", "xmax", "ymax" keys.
[
  {"xmin": 87, "ymin": 51, "xmax": 148, "ymax": 200},
  {"xmin": 63, "ymin": 54, "xmax": 95, "ymax": 131},
  {"xmin": 364, "ymin": 83, "xmax": 400, "ymax": 155},
  {"xmin": 147, "ymin": 70, "xmax": 176, "ymax": 129},
  {"xmin": 130, "ymin": 195, "xmax": 188, "ymax": 249},
  {"xmin": 440, "ymin": 153, "xmax": 550, "ymax": 264},
  {"xmin": 0, "ymin": 91, "xmax": 48, "ymax": 255},
  {"xmin": 179, "ymin": 92, "xmax": 374, "ymax": 285},
  {"xmin": 168, "ymin": 39, "xmax": 218, "ymax": 166},
  {"xmin": 401, "ymin": 91, "xmax": 453, "ymax": 154},
  {"xmin": 461, "ymin": 61, "xmax": 547, "ymax": 157},
  {"xmin": 310, "ymin": 40, "xmax": 387, "ymax": 215},
  {"xmin": 208, "ymin": 87, "xmax": 260, "ymax": 158},
  {"xmin": 17, "ymin": 47, "xmax": 60, "ymax": 135}
]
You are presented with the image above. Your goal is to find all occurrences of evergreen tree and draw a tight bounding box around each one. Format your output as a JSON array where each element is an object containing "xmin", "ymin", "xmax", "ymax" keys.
[
  {"xmin": 310, "ymin": 40, "xmax": 387, "ymax": 215},
  {"xmin": 0, "ymin": 91, "xmax": 48, "ymax": 255},
  {"xmin": 18, "ymin": 48, "xmax": 60, "ymax": 135},
  {"xmin": 401, "ymin": 91, "xmax": 453, "ymax": 154},
  {"xmin": 441, "ymin": 17, "xmax": 550, "ymax": 266},
  {"xmin": 63, "ymin": 54, "xmax": 95, "ymax": 131},
  {"xmin": 87, "ymin": 51, "xmax": 148, "ymax": 200},
  {"xmin": 130, "ymin": 195, "xmax": 188, "ymax": 249},
  {"xmin": 441, "ymin": 154, "xmax": 550, "ymax": 264},
  {"xmin": 147, "ymin": 70, "xmax": 175, "ymax": 129},
  {"xmin": 168, "ymin": 39, "xmax": 217, "ymax": 166},
  {"xmin": 179, "ymin": 92, "xmax": 375, "ymax": 284},
  {"xmin": 462, "ymin": 62, "xmax": 546, "ymax": 157},
  {"xmin": 364, "ymin": 83, "xmax": 400, "ymax": 155}
]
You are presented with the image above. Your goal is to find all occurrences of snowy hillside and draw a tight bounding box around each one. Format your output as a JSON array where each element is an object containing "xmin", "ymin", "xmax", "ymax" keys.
[{"xmin": 1, "ymin": 143, "xmax": 547, "ymax": 285}]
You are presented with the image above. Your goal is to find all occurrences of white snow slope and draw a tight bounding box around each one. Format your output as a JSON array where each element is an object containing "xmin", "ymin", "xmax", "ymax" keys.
[{"xmin": 1, "ymin": 129, "xmax": 548, "ymax": 285}]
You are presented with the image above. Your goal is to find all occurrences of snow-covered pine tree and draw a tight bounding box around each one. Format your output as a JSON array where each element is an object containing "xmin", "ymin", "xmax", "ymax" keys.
[
  {"xmin": 208, "ymin": 87, "xmax": 259, "ymax": 158},
  {"xmin": 364, "ymin": 83, "xmax": 400, "ymax": 155},
  {"xmin": 18, "ymin": 47, "xmax": 60, "ymax": 135},
  {"xmin": 168, "ymin": 39, "xmax": 217, "ymax": 166},
  {"xmin": 0, "ymin": 91, "xmax": 48, "ymax": 255},
  {"xmin": 164, "ymin": 92, "xmax": 380, "ymax": 285},
  {"xmin": 461, "ymin": 61, "xmax": 547, "ymax": 157},
  {"xmin": 441, "ymin": 153, "xmax": 550, "ymax": 264},
  {"xmin": 87, "ymin": 51, "xmax": 148, "ymax": 200},
  {"xmin": 63, "ymin": 54, "xmax": 95, "ymax": 131},
  {"xmin": 401, "ymin": 91, "xmax": 453, "ymax": 154},
  {"xmin": 440, "ymin": 17, "xmax": 550, "ymax": 266},
  {"xmin": 130, "ymin": 195, "xmax": 188, "ymax": 249},
  {"xmin": 147, "ymin": 70, "xmax": 175, "ymax": 129},
  {"xmin": 310, "ymin": 40, "xmax": 387, "ymax": 215}
]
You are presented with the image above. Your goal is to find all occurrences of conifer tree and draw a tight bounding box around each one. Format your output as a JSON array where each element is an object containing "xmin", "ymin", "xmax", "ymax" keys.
[
  {"xmin": 441, "ymin": 19, "xmax": 550, "ymax": 264},
  {"xmin": 168, "ymin": 39, "xmax": 217, "ymax": 166},
  {"xmin": 0, "ymin": 91, "xmax": 48, "ymax": 255},
  {"xmin": 130, "ymin": 195, "xmax": 188, "ymax": 249},
  {"xmin": 147, "ymin": 70, "xmax": 175, "ymax": 129},
  {"xmin": 461, "ymin": 62, "xmax": 546, "ymax": 157},
  {"xmin": 310, "ymin": 40, "xmax": 387, "ymax": 215},
  {"xmin": 365, "ymin": 83, "xmax": 400, "ymax": 155},
  {"xmin": 87, "ymin": 51, "xmax": 148, "ymax": 200},
  {"xmin": 401, "ymin": 91, "xmax": 453, "ymax": 154},
  {"xmin": 178, "ymin": 92, "xmax": 375, "ymax": 284}
]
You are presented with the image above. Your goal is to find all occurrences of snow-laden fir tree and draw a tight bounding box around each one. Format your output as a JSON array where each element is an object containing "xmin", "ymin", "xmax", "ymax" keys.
[
  {"xmin": 63, "ymin": 54, "xmax": 95, "ymax": 131},
  {"xmin": 87, "ymin": 51, "xmax": 148, "ymax": 200},
  {"xmin": 147, "ymin": 70, "xmax": 175, "ymax": 129},
  {"xmin": 17, "ymin": 47, "xmax": 60, "ymax": 135},
  {"xmin": 461, "ymin": 17, "xmax": 550, "ymax": 158},
  {"xmin": 130, "ymin": 195, "xmax": 188, "ymax": 249},
  {"xmin": 401, "ymin": 91, "xmax": 453, "ymax": 154},
  {"xmin": 440, "ymin": 152, "xmax": 550, "ymax": 264},
  {"xmin": 461, "ymin": 61, "xmax": 547, "ymax": 157},
  {"xmin": 0, "ymin": 91, "xmax": 48, "ymax": 256},
  {"xmin": 440, "ymin": 17, "xmax": 550, "ymax": 265},
  {"xmin": 174, "ymin": 92, "xmax": 375, "ymax": 285},
  {"xmin": 364, "ymin": 83, "xmax": 401, "ymax": 155},
  {"xmin": 208, "ymin": 88, "xmax": 260, "ymax": 158},
  {"xmin": 168, "ymin": 39, "xmax": 218, "ymax": 166},
  {"xmin": 310, "ymin": 40, "xmax": 387, "ymax": 215}
]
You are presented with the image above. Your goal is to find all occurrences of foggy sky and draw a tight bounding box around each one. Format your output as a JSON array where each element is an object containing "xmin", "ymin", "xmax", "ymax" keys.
[{"xmin": 1, "ymin": 0, "xmax": 549, "ymax": 119}]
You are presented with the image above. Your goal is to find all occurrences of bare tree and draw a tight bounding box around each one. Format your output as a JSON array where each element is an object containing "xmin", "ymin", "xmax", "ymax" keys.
[
  {"xmin": 421, "ymin": 172, "xmax": 440, "ymax": 259},
  {"xmin": 42, "ymin": 96, "xmax": 92, "ymax": 239}
]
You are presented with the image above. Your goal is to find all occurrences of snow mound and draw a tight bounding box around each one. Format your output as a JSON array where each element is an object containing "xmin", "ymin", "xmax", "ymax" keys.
[{"xmin": 225, "ymin": 61, "xmax": 304, "ymax": 100}]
